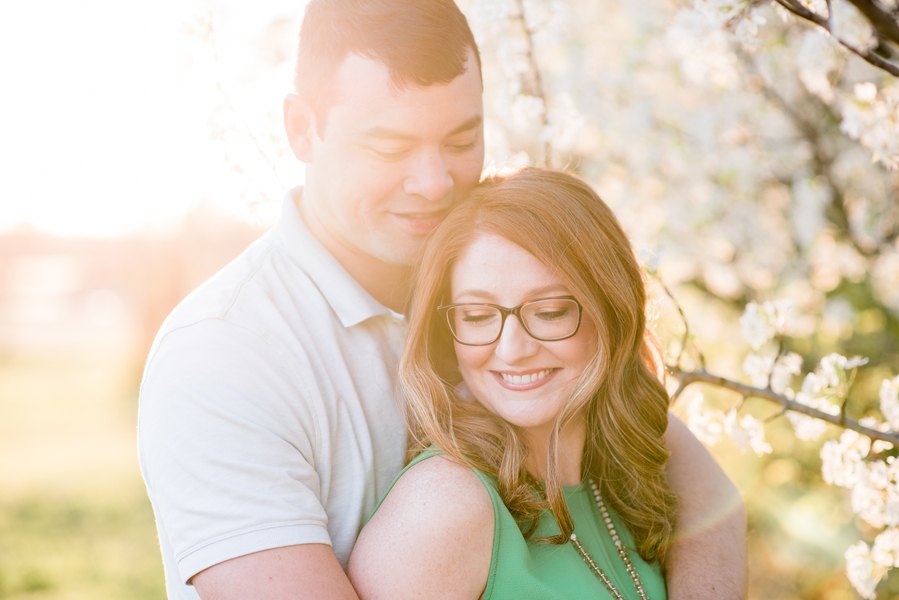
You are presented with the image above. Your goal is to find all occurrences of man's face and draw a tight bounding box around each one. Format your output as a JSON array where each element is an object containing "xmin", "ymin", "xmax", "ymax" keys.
[{"xmin": 300, "ymin": 50, "xmax": 485, "ymax": 270}]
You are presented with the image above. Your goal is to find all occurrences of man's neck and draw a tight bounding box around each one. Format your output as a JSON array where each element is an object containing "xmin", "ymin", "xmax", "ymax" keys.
[
  {"xmin": 359, "ymin": 262, "xmax": 413, "ymax": 314},
  {"xmin": 296, "ymin": 195, "xmax": 413, "ymax": 313}
]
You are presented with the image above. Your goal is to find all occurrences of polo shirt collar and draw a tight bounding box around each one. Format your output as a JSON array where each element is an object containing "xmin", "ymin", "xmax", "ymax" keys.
[{"xmin": 273, "ymin": 187, "xmax": 403, "ymax": 328}]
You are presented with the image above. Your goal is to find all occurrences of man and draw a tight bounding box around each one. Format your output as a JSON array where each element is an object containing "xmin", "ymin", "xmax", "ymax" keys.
[{"xmin": 138, "ymin": 1, "xmax": 746, "ymax": 598}]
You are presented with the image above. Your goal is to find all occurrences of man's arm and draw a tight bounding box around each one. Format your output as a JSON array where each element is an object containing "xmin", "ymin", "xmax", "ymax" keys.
[
  {"xmin": 665, "ymin": 414, "xmax": 747, "ymax": 599},
  {"xmin": 192, "ymin": 545, "xmax": 359, "ymax": 600},
  {"xmin": 139, "ymin": 322, "xmax": 354, "ymax": 599}
]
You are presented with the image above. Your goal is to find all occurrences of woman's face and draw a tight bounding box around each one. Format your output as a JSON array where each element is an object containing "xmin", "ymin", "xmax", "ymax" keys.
[{"xmin": 448, "ymin": 232, "xmax": 598, "ymax": 441}]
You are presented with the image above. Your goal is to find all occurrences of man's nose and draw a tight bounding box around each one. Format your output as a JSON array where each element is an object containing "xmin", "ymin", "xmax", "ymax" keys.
[{"xmin": 403, "ymin": 149, "xmax": 453, "ymax": 202}]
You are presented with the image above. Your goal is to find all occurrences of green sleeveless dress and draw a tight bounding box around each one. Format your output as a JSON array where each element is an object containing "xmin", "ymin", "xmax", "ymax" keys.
[{"xmin": 375, "ymin": 451, "xmax": 667, "ymax": 599}]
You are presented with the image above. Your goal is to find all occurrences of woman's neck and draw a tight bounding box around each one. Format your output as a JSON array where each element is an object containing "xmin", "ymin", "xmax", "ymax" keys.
[{"xmin": 524, "ymin": 418, "xmax": 587, "ymax": 487}]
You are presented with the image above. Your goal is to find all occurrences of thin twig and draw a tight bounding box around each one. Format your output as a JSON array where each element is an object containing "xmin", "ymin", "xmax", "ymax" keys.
[{"xmin": 651, "ymin": 273, "xmax": 708, "ymax": 370}]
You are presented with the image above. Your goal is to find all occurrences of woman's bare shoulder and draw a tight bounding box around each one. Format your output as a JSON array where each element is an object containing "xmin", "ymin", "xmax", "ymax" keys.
[
  {"xmin": 348, "ymin": 455, "xmax": 495, "ymax": 599},
  {"xmin": 392, "ymin": 455, "xmax": 494, "ymax": 511}
]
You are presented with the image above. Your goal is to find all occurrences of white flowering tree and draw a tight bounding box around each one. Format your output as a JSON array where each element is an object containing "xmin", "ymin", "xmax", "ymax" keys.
[
  {"xmin": 186, "ymin": 0, "xmax": 898, "ymax": 596},
  {"xmin": 459, "ymin": 0, "xmax": 899, "ymax": 597}
]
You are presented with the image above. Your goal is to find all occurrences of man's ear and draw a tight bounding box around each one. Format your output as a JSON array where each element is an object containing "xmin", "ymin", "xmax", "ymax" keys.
[{"xmin": 283, "ymin": 93, "xmax": 317, "ymax": 163}]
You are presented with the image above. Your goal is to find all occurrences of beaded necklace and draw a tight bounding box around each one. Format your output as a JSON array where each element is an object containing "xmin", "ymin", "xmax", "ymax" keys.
[{"xmin": 569, "ymin": 479, "xmax": 649, "ymax": 600}]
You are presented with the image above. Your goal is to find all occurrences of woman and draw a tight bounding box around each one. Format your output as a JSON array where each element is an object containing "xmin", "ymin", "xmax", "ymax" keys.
[{"xmin": 348, "ymin": 168, "xmax": 677, "ymax": 599}]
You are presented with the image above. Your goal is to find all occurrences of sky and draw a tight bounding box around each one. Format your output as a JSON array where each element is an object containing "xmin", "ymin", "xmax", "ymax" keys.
[{"xmin": 1, "ymin": 1, "xmax": 304, "ymax": 238}]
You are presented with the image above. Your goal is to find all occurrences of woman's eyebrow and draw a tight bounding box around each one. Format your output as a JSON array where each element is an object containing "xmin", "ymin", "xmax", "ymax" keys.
[{"xmin": 452, "ymin": 284, "xmax": 569, "ymax": 301}]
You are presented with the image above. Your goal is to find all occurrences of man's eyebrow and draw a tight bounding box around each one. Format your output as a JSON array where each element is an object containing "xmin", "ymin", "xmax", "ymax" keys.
[
  {"xmin": 447, "ymin": 115, "xmax": 483, "ymax": 136},
  {"xmin": 362, "ymin": 115, "xmax": 483, "ymax": 141}
]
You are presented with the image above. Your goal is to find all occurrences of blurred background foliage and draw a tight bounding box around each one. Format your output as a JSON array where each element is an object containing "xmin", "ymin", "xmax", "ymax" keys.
[{"xmin": 2, "ymin": 0, "xmax": 897, "ymax": 598}]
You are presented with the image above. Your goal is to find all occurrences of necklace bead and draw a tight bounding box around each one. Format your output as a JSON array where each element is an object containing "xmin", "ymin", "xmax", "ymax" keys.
[{"xmin": 569, "ymin": 479, "xmax": 649, "ymax": 599}]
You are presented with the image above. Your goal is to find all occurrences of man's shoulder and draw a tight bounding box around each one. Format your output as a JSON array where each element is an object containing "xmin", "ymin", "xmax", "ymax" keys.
[{"xmin": 157, "ymin": 232, "xmax": 330, "ymax": 339}]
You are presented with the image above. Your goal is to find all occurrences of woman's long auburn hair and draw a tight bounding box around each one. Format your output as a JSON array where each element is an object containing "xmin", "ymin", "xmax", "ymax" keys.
[{"xmin": 400, "ymin": 167, "xmax": 677, "ymax": 562}]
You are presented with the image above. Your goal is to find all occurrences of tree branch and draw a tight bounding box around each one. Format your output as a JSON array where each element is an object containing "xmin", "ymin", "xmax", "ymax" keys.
[
  {"xmin": 670, "ymin": 366, "xmax": 899, "ymax": 446},
  {"xmin": 773, "ymin": 0, "xmax": 899, "ymax": 76},
  {"xmin": 512, "ymin": 0, "xmax": 554, "ymax": 167},
  {"xmin": 843, "ymin": 0, "xmax": 899, "ymax": 46}
]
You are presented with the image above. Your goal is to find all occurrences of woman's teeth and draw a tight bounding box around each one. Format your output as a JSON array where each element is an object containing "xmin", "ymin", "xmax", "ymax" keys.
[{"xmin": 500, "ymin": 369, "xmax": 552, "ymax": 385}]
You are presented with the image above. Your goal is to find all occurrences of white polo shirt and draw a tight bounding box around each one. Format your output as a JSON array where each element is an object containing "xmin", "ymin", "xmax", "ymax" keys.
[{"xmin": 138, "ymin": 189, "xmax": 408, "ymax": 599}]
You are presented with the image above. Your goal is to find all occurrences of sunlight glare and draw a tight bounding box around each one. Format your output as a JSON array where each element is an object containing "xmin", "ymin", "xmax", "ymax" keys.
[{"xmin": 1, "ymin": 0, "xmax": 303, "ymax": 238}]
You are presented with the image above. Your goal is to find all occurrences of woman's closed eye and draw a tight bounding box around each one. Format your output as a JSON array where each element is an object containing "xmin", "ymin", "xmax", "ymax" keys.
[
  {"xmin": 533, "ymin": 307, "xmax": 572, "ymax": 322},
  {"xmin": 460, "ymin": 308, "xmax": 499, "ymax": 326}
]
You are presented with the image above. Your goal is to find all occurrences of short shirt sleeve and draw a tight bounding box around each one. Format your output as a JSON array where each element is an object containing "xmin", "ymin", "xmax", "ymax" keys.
[{"xmin": 138, "ymin": 318, "xmax": 329, "ymax": 582}]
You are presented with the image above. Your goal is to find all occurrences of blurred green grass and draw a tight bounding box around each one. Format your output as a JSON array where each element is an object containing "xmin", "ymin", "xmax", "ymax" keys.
[
  {"xmin": 0, "ymin": 488, "xmax": 163, "ymax": 599},
  {"xmin": 0, "ymin": 351, "xmax": 165, "ymax": 599}
]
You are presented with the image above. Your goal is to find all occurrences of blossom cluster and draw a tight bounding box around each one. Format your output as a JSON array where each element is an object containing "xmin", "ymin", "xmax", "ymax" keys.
[
  {"xmin": 678, "ymin": 298, "xmax": 898, "ymax": 597},
  {"xmin": 692, "ymin": 0, "xmax": 899, "ymax": 171},
  {"xmin": 738, "ymin": 301, "xmax": 897, "ymax": 597},
  {"xmin": 823, "ymin": 420, "xmax": 899, "ymax": 598}
]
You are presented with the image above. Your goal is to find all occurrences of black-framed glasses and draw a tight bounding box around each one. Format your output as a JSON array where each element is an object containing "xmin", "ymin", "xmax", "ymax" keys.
[{"xmin": 437, "ymin": 296, "xmax": 583, "ymax": 346}]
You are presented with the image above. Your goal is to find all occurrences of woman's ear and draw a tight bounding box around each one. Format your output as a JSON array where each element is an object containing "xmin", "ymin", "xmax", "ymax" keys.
[{"xmin": 283, "ymin": 93, "xmax": 317, "ymax": 163}]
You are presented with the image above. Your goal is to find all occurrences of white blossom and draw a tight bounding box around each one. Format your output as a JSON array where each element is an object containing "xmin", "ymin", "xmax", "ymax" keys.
[
  {"xmin": 845, "ymin": 541, "xmax": 884, "ymax": 599},
  {"xmin": 685, "ymin": 392, "xmax": 726, "ymax": 445},
  {"xmin": 787, "ymin": 372, "xmax": 838, "ymax": 440},
  {"xmin": 786, "ymin": 410, "xmax": 829, "ymax": 441},
  {"xmin": 740, "ymin": 303, "xmax": 772, "ymax": 351},
  {"xmin": 508, "ymin": 94, "xmax": 547, "ymax": 133},
  {"xmin": 872, "ymin": 528, "xmax": 899, "ymax": 568},
  {"xmin": 666, "ymin": 10, "xmax": 740, "ymax": 87},
  {"xmin": 791, "ymin": 175, "xmax": 831, "ymax": 248},
  {"xmin": 796, "ymin": 31, "xmax": 841, "ymax": 102},
  {"xmin": 819, "ymin": 352, "xmax": 869, "ymax": 388},
  {"xmin": 724, "ymin": 409, "xmax": 773, "ymax": 455},
  {"xmin": 821, "ymin": 429, "xmax": 870, "ymax": 488},
  {"xmin": 839, "ymin": 82, "xmax": 899, "ymax": 171},
  {"xmin": 771, "ymin": 352, "xmax": 802, "ymax": 394},
  {"xmin": 692, "ymin": 0, "xmax": 752, "ymax": 26},
  {"xmin": 853, "ymin": 472, "xmax": 887, "ymax": 528},
  {"xmin": 742, "ymin": 349, "xmax": 802, "ymax": 393},
  {"xmin": 739, "ymin": 300, "xmax": 792, "ymax": 350},
  {"xmin": 543, "ymin": 92, "xmax": 590, "ymax": 153},
  {"xmin": 857, "ymin": 460, "xmax": 899, "ymax": 528},
  {"xmin": 734, "ymin": 7, "xmax": 765, "ymax": 46},
  {"xmin": 742, "ymin": 351, "xmax": 774, "ymax": 388},
  {"xmin": 872, "ymin": 247, "xmax": 899, "ymax": 311}
]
